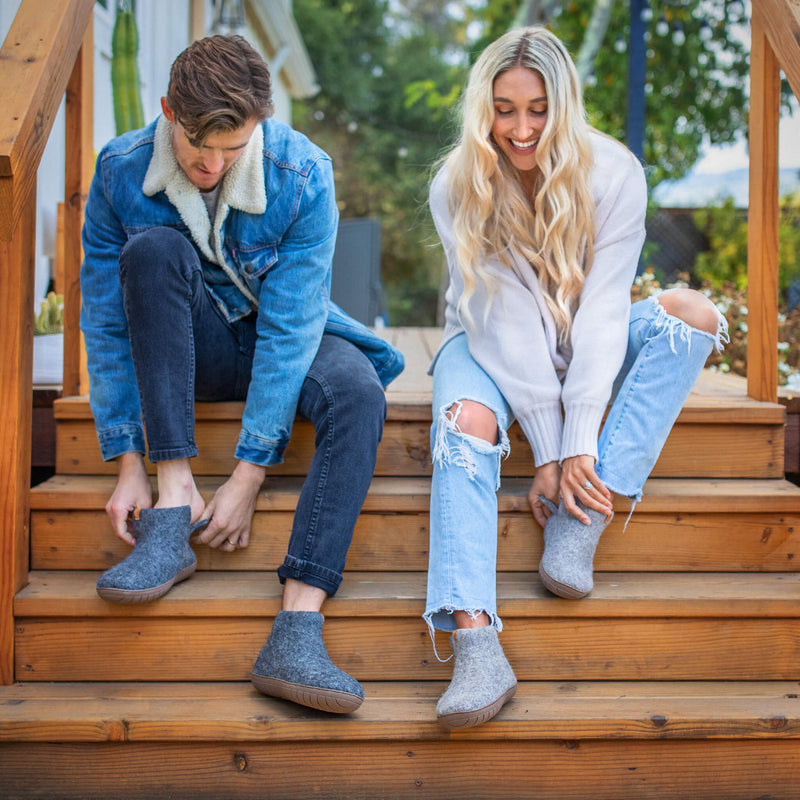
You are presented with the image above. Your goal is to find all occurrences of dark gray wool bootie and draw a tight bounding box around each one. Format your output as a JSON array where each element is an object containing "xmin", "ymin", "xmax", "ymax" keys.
[
  {"xmin": 251, "ymin": 610, "xmax": 365, "ymax": 714},
  {"xmin": 96, "ymin": 506, "xmax": 202, "ymax": 604},
  {"xmin": 436, "ymin": 625, "xmax": 517, "ymax": 729},
  {"xmin": 539, "ymin": 499, "xmax": 611, "ymax": 599}
]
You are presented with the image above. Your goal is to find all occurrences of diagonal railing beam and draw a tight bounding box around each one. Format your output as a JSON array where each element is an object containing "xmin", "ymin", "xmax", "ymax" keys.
[{"xmin": 0, "ymin": 0, "xmax": 95, "ymax": 242}]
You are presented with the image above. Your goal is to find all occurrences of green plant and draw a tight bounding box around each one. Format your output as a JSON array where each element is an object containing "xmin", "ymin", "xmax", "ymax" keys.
[
  {"xmin": 34, "ymin": 292, "xmax": 64, "ymax": 336},
  {"xmin": 631, "ymin": 269, "xmax": 800, "ymax": 389},
  {"xmin": 692, "ymin": 193, "xmax": 800, "ymax": 295},
  {"xmin": 111, "ymin": 0, "xmax": 145, "ymax": 135}
]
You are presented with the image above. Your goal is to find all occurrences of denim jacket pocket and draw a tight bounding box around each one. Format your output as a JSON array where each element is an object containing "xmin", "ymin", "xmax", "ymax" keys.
[{"xmin": 228, "ymin": 242, "xmax": 278, "ymax": 279}]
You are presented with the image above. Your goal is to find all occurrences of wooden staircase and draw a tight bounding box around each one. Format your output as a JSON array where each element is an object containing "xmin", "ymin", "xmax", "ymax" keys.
[{"xmin": 2, "ymin": 328, "xmax": 800, "ymax": 799}]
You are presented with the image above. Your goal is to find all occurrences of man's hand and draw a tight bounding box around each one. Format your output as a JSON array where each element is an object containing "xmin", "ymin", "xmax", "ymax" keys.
[
  {"xmin": 193, "ymin": 460, "xmax": 266, "ymax": 551},
  {"xmin": 106, "ymin": 452, "xmax": 152, "ymax": 546},
  {"xmin": 527, "ymin": 461, "xmax": 561, "ymax": 528},
  {"xmin": 560, "ymin": 454, "xmax": 613, "ymax": 525}
]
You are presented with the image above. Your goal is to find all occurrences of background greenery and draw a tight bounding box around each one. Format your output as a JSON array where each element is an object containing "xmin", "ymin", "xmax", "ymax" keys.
[{"xmin": 292, "ymin": 0, "xmax": 796, "ymax": 330}]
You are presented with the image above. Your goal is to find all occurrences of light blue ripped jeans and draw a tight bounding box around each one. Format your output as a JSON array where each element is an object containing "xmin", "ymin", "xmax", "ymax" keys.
[{"xmin": 424, "ymin": 295, "xmax": 728, "ymax": 634}]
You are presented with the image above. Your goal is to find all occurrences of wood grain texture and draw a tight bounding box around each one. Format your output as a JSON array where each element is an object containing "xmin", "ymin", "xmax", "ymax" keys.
[
  {"xmin": 2, "ymin": 680, "xmax": 800, "ymax": 743},
  {"xmin": 0, "ymin": 0, "xmax": 94, "ymax": 239},
  {"xmin": 747, "ymin": 12, "xmax": 781, "ymax": 403},
  {"xmin": 53, "ymin": 417, "xmax": 785, "ymax": 477},
  {"xmin": 62, "ymin": 22, "xmax": 93, "ymax": 397},
  {"xmin": 29, "ymin": 507, "xmax": 800, "ymax": 572},
  {"xmin": 14, "ymin": 571, "xmax": 800, "ymax": 681},
  {"xmin": 30, "ymin": 473, "xmax": 800, "ymax": 513},
  {"xmin": 2, "ymin": 739, "xmax": 800, "ymax": 799},
  {"xmin": 0, "ymin": 192, "xmax": 36, "ymax": 685},
  {"xmin": 15, "ymin": 570, "xmax": 800, "ymax": 619}
]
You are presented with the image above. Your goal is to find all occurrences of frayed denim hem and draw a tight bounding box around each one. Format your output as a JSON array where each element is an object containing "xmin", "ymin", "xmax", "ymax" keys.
[
  {"xmin": 422, "ymin": 607, "xmax": 503, "ymax": 662},
  {"xmin": 649, "ymin": 293, "xmax": 730, "ymax": 354},
  {"xmin": 432, "ymin": 400, "xmax": 510, "ymax": 491}
]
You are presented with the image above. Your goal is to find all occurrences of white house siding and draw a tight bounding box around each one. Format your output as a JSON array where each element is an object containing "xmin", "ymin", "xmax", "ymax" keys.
[{"xmin": 0, "ymin": 0, "xmax": 316, "ymax": 328}]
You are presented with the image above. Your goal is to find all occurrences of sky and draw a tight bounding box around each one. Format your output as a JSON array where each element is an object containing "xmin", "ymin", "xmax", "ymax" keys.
[{"xmin": 694, "ymin": 97, "xmax": 800, "ymax": 174}]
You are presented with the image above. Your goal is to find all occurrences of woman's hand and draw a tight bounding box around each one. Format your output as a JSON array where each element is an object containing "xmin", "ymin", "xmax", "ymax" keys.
[
  {"xmin": 560, "ymin": 455, "xmax": 613, "ymax": 524},
  {"xmin": 527, "ymin": 461, "xmax": 561, "ymax": 528}
]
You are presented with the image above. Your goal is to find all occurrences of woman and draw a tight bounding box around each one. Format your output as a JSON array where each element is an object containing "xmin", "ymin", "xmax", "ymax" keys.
[{"xmin": 425, "ymin": 27, "xmax": 727, "ymax": 729}]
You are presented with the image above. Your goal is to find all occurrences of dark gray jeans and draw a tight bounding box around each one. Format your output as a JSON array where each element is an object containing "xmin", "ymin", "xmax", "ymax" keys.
[{"xmin": 119, "ymin": 227, "xmax": 387, "ymax": 595}]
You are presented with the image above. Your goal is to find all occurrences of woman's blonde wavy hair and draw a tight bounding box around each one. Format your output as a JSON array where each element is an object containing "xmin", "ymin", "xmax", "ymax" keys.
[{"xmin": 444, "ymin": 26, "xmax": 595, "ymax": 342}]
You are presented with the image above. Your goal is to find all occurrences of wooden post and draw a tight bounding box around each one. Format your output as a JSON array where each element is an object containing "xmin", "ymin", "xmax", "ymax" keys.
[
  {"xmin": 63, "ymin": 21, "xmax": 94, "ymax": 398},
  {"xmin": 746, "ymin": 12, "xmax": 780, "ymax": 404},
  {"xmin": 0, "ymin": 190, "xmax": 36, "ymax": 685}
]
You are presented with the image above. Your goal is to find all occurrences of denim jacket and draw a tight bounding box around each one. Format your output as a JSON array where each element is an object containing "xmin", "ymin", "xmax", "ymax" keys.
[{"xmin": 81, "ymin": 116, "xmax": 404, "ymax": 466}]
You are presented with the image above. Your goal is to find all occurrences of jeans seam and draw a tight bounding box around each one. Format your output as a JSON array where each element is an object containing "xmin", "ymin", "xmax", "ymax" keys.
[{"xmin": 299, "ymin": 373, "xmax": 335, "ymax": 564}]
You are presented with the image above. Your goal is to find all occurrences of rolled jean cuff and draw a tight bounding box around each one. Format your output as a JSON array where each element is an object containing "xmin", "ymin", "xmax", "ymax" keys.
[
  {"xmin": 147, "ymin": 444, "xmax": 199, "ymax": 463},
  {"xmin": 277, "ymin": 554, "xmax": 343, "ymax": 597}
]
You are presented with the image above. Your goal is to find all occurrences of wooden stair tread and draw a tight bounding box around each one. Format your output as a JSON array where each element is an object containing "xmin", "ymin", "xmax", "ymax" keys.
[
  {"xmin": 16, "ymin": 570, "xmax": 800, "ymax": 618},
  {"xmin": 2, "ymin": 680, "xmax": 799, "ymax": 742},
  {"xmin": 54, "ymin": 389, "xmax": 786, "ymax": 424},
  {"xmin": 29, "ymin": 474, "xmax": 800, "ymax": 513}
]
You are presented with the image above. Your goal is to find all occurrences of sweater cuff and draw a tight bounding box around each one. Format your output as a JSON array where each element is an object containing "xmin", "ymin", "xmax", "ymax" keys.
[
  {"xmin": 560, "ymin": 400, "xmax": 607, "ymax": 463},
  {"xmin": 516, "ymin": 402, "xmax": 564, "ymax": 467}
]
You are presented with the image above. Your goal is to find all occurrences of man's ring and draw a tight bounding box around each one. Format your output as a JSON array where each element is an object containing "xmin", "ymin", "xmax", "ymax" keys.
[
  {"xmin": 227, "ymin": 538, "xmax": 236, "ymax": 545},
  {"xmin": 584, "ymin": 481, "xmax": 593, "ymax": 490}
]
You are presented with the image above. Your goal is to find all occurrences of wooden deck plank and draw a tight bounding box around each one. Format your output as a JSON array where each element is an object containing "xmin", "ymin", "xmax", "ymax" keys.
[
  {"xmin": 29, "ymin": 505, "xmax": 800, "ymax": 573},
  {"xmin": 16, "ymin": 571, "xmax": 800, "ymax": 619},
  {"xmin": 16, "ymin": 612, "xmax": 800, "ymax": 681},
  {"xmin": 2, "ymin": 680, "xmax": 800, "ymax": 742},
  {"xmin": 29, "ymin": 474, "xmax": 800, "ymax": 514},
  {"xmin": 3, "ymin": 739, "xmax": 800, "ymax": 800}
]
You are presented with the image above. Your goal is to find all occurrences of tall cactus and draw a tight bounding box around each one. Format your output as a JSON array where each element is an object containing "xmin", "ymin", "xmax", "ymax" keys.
[{"xmin": 111, "ymin": 0, "xmax": 145, "ymax": 135}]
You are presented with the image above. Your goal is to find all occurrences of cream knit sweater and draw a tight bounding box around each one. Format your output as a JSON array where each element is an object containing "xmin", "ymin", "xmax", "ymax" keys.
[{"xmin": 429, "ymin": 131, "xmax": 648, "ymax": 467}]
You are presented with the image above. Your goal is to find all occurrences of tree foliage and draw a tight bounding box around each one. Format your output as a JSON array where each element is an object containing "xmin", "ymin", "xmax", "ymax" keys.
[
  {"xmin": 693, "ymin": 193, "xmax": 800, "ymax": 293},
  {"xmin": 292, "ymin": 0, "xmax": 464, "ymax": 324},
  {"xmin": 292, "ymin": 0, "xmax": 778, "ymax": 324}
]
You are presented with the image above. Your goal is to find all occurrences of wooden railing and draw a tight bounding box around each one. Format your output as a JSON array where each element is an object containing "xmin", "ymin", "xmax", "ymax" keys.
[
  {"xmin": 748, "ymin": 0, "xmax": 800, "ymax": 403},
  {"xmin": 0, "ymin": 0, "xmax": 794, "ymax": 687},
  {"xmin": 0, "ymin": 0, "xmax": 94, "ymax": 685}
]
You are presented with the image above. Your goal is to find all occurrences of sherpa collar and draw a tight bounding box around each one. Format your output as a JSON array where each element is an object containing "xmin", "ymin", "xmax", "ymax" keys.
[
  {"xmin": 141, "ymin": 115, "xmax": 265, "ymax": 306},
  {"xmin": 142, "ymin": 115, "xmax": 267, "ymax": 261}
]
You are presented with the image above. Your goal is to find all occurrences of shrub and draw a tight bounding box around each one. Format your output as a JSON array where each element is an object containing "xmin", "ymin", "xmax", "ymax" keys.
[
  {"xmin": 692, "ymin": 193, "xmax": 800, "ymax": 295},
  {"xmin": 631, "ymin": 269, "xmax": 800, "ymax": 390}
]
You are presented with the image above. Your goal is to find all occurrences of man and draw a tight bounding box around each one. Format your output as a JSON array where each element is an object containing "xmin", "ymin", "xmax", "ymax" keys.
[{"xmin": 81, "ymin": 34, "xmax": 403, "ymax": 714}]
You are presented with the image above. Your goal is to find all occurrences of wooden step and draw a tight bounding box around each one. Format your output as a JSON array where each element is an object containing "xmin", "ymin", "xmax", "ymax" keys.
[
  {"xmin": 2, "ymin": 681, "xmax": 800, "ymax": 799},
  {"xmin": 3, "ymin": 679, "xmax": 799, "ymax": 742},
  {"xmin": 14, "ymin": 571, "xmax": 800, "ymax": 682},
  {"xmin": 52, "ymin": 372, "xmax": 788, "ymax": 479},
  {"xmin": 30, "ymin": 475, "xmax": 800, "ymax": 572}
]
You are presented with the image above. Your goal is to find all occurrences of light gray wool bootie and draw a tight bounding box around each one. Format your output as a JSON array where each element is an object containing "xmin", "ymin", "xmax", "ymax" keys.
[
  {"xmin": 96, "ymin": 506, "xmax": 205, "ymax": 604},
  {"xmin": 539, "ymin": 499, "xmax": 611, "ymax": 599},
  {"xmin": 251, "ymin": 610, "xmax": 365, "ymax": 713},
  {"xmin": 436, "ymin": 625, "xmax": 517, "ymax": 729}
]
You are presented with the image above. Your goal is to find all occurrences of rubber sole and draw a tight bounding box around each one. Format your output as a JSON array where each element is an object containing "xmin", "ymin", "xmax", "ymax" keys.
[
  {"xmin": 96, "ymin": 562, "xmax": 197, "ymax": 604},
  {"xmin": 437, "ymin": 683, "xmax": 517, "ymax": 729},
  {"xmin": 538, "ymin": 562, "xmax": 591, "ymax": 599},
  {"xmin": 250, "ymin": 674, "xmax": 364, "ymax": 714}
]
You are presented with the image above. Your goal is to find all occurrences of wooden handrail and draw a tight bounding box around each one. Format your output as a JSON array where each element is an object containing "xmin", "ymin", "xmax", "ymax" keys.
[
  {"xmin": 0, "ymin": 0, "xmax": 95, "ymax": 241},
  {"xmin": 747, "ymin": 0, "xmax": 800, "ymax": 403},
  {"xmin": 0, "ymin": 0, "xmax": 94, "ymax": 685}
]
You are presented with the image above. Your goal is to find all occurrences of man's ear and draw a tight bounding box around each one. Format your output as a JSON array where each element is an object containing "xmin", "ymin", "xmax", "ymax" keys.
[{"xmin": 161, "ymin": 97, "xmax": 175, "ymax": 122}]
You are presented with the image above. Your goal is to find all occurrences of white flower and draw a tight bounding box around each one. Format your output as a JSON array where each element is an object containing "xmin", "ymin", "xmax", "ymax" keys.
[{"xmin": 785, "ymin": 372, "xmax": 800, "ymax": 391}]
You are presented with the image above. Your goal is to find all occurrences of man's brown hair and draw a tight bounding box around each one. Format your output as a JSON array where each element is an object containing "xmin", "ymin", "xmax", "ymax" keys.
[{"xmin": 166, "ymin": 34, "xmax": 273, "ymax": 145}]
